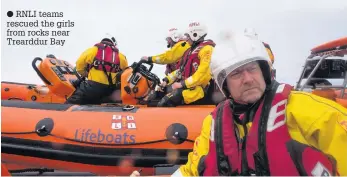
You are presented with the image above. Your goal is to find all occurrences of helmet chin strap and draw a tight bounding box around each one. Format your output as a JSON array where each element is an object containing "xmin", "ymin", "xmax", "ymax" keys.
[
  {"xmin": 230, "ymin": 93, "xmax": 264, "ymax": 117},
  {"xmin": 231, "ymin": 98, "xmax": 248, "ymax": 105}
]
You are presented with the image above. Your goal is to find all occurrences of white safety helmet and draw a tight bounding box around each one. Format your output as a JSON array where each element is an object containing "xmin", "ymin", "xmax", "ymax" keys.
[
  {"xmin": 185, "ymin": 22, "xmax": 207, "ymax": 42},
  {"xmin": 211, "ymin": 30, "xmax": 272, "ymax": 97},
  {"xmin": 105, "ymin": 33, "xmax": 117, "ymax": 45},
  {"xmin": 244, "ymin": 28, "xmax": 258, "ymax": 39},
  {"xmin": 166, "ymin": 28, "xmax": 183, "ymax": 43}
]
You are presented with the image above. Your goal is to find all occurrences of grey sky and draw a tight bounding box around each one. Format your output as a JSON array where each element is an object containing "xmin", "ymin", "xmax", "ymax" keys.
[{"xmin": 2, "ymin": 0, "xmax": 347, "ymax": 85}]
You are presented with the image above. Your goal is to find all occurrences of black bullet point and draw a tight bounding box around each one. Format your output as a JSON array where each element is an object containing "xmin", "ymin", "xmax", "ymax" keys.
[{"xmin": 7, "ymin": 11, "xmax": 13, "ymax": 17}]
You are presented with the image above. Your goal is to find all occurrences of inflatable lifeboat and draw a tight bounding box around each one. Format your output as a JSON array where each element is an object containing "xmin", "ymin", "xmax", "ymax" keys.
[
  {"xmin": 1, "ymin": 100, "xmax": 215, "ymax": 176},
  {"xmin": 1, "ymin": 56, "xmax": 222, "ymax": 176},
  {"xmin": 295, "ymin": 36, "xmax": 347, "ymax": 108},
  {"xmin": 1, "ymin": 55, "xmax": 222, "ymax": 106}
]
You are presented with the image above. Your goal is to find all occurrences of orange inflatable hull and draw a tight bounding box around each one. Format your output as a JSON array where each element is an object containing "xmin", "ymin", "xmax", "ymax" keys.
[
  {"xmin": 1, "ymin": 163, "xmax": 11, "ymax": 176},
  {"xmin": 311, "ymin": 36, "xmax": 347, "ymax": 53},
  {"xmin": 1, "ymin": 81, "xmax": 66, "ymax": 103},
  {"xmin": 1, "ymin": 100, "xmax": 215, "ymax": 176}
]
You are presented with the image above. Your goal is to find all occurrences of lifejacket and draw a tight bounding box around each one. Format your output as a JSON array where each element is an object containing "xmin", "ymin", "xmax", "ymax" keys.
[
  {"xmin": 201, "ymin": 82, "xmax": 338, "ymax": 176},
  {"xmin": 165, "ymin": 62, "xmax": 178, "ymax": 75},
  {"xmin": 91, "ymin": 41, "xmax": 122, "ymax": 85},
  {"xmin": 177, "ymin": 40, "xmax": 216, "ymax": 80}
]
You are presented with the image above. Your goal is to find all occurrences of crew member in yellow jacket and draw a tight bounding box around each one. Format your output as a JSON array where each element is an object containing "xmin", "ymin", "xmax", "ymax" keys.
[
  {"xmin": 156, "ymin": 22, "xmax": 216, "ymax": 107},
  {"xmin": 141, "ymin": 27, "xmax": 191, "ymax": 75},
  {"xmin": 131, "ymin": 31, "xmax": 347, "ymax": 176},
  {"xmin": 66, "ymin": 36, "xmax": 128, "ymax": 105}
]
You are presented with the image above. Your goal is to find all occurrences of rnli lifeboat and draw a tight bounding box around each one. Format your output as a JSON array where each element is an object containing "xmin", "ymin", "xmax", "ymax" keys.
[
  {"xmin": 1, "ymin": 100, "xmax": 215, "ymax": 176},
  {"xmin": 1, "ymin": 56, "xmax": 222, "ymax": 176},
  {"xmin": 295, "ymin": 36, "xmax": 347, "ymax": 108}
]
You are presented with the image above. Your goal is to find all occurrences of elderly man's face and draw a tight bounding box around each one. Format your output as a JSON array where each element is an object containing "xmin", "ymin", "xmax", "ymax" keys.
[{"xmin": 226, "ymin": 61, "xmax": 266, "ymax": 104}]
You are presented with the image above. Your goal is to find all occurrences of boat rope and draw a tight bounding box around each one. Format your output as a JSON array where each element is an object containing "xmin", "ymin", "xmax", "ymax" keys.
[
  {"xmin": 9, "ymin": 167, "xmax": 54, "ymax": 174},
  {"xmin": 1, "ymin": 131, "xmax": 36, "ymax": 134},
  {"xmin": 2, "ymin": 131, "xmax": 194, "ymax": 146}
]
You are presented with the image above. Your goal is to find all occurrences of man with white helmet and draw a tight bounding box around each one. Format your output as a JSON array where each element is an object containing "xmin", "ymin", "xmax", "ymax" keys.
[
  {"xmin": 141, "ymin": 28, "xmax": 191, "ymax": 75},
  {"xmin": 156, "ymin": 22, "xmax": 216, "ymax": 107},
  {"xmin": 131, "ymin": 30, "xmax": 347, "ymax": 176},
  {"xmin": 66, "ymin": 34, "xmax": 128, "ymax": 104}
]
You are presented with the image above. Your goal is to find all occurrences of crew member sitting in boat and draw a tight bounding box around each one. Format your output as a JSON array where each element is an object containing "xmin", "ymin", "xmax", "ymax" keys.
[
  {"xmin": 140, "ymin": 27, "xmax": 191, "ymax": 76},
  {"xmin": 66, "ymin": 34, "xmax": 128, "ymax": 105},
  {"xmin": 156, "ymin": 21, "xmax": 216, "ymax": 107}
]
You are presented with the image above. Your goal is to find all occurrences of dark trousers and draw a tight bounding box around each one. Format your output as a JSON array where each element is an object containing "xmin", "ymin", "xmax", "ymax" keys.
[
  {"xmin": 65, "ymin": 80, "xmax": 114, "ymax": 105},
  {"xmin": 157, "ymin": 88, "xmax": 184, "ymax": 107}
]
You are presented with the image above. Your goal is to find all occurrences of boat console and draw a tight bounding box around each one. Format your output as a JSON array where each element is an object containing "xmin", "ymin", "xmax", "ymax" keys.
[
  {"xmin": 32, "ymin": 55, "xmax": 80, "ymax": 99},
  {"xmin": 295, "ymin": 37, "xmax": 347, "ymax": 107}
]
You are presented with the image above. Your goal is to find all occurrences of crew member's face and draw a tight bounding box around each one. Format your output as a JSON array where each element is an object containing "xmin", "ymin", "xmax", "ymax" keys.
[{"xmin": 226, "ymin": 61, "xmax": 266, "ymax": 104}]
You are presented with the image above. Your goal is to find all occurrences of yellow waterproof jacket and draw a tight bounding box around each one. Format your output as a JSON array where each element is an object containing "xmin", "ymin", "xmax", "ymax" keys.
[
  {"xmin": 75, "ymin": 46, "xmax": 128, "ymax": 85},
  {"xmin": 165, "ymin": 45, "xmax": 214, "ymax": 89},
  {"xmin": 150, "ymin": 41, "xmax": 191, "ymax": 64},
  {"xmin": 173, "ymin": 91, "xmax": 347, "ymax": 176}
]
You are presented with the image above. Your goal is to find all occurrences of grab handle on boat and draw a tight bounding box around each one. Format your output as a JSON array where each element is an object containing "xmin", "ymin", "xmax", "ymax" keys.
[
  {"xmin": 122, "ymin": 105, "xmax": 135, "ymax": 111},
  {"xmin": 32, "ymin": 57, "xmax": 53, "ymax": 86},
  {"xmin": 136, "ymin": 59, "xmax": 154, "ymax": 73},
  {"xmin": 36, "ymin": 125, "xmax": 47, "ymax": 134}
]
